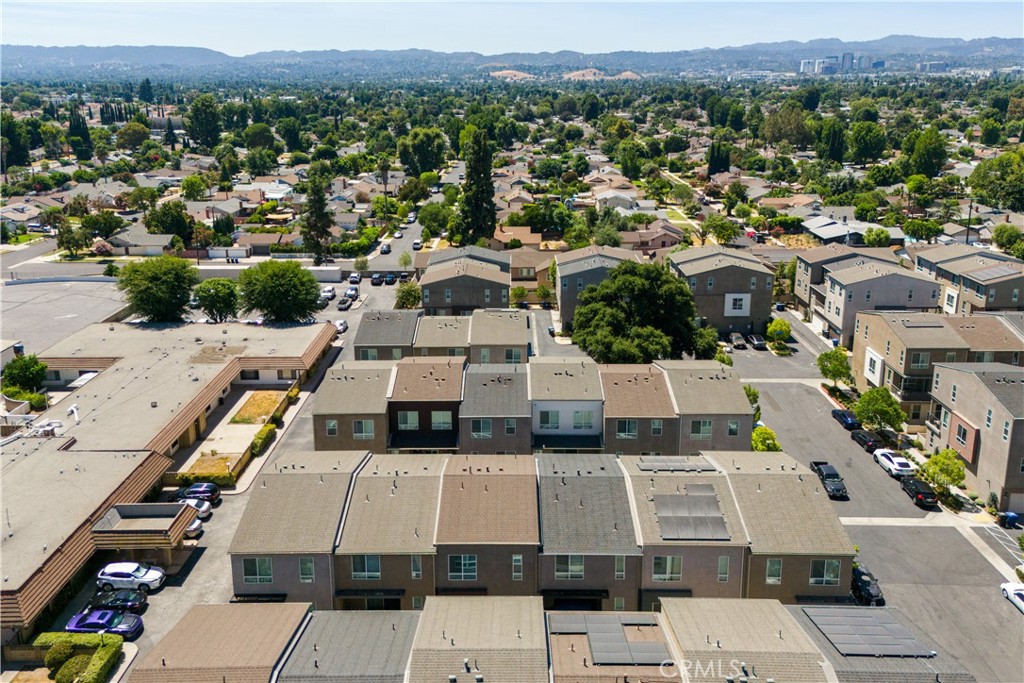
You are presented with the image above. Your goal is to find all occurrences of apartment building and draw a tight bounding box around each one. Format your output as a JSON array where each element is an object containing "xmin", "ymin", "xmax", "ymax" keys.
[
  {"xmin": 420, "ymin": 259, "xmax": 510, "ymax": 315},
  {"xmin": 554, "ymin": 245, "xmax": 643, "ymax": 331},
  {"xmin": 910, "ymin": 243, "xmax": 1024, "ymax": 315},
  {"xmin": 529, "ymin": 357, "xmax": 605, "ymax": 452},
  {"xmin": 352, "ymin": 309, "xmax": 422, "ymax": 360},
  {"xmin": 668, "ymin": 246, "xmax": 775, "ymax": 335},
  {"xmin": 793, "ymin": 243, "xmax": 898, "ymax": 317}
]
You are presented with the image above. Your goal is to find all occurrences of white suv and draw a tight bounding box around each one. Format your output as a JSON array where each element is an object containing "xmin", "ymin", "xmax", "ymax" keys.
[{"xmin": 97, "ymin": 562, "xmax": 166, "ymax": 592}]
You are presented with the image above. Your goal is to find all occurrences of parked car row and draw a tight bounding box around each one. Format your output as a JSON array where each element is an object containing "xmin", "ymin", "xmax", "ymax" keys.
[{"xmin": 726, "ymin": 332, "xmax": 767, "ymax": 350}]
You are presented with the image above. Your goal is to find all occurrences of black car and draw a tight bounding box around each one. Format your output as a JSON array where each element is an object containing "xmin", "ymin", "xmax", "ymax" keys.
[
  {"xmin": 850, "ymin": 429, "xmax": 882, "ymax": 452},
  {"xmin": 87, "ymin": 589, "xmax": 148, "ymax": 614},
  {"xmin": 316, "ymin": 296, "xmax": 330, "ymax": 310},
  {"xmin": 384, "ymin": 273, "xmax": 397, "ymax": 285},
  {"xmin": 901, "ymin": 477, "xmax": 938, "ymax": 507},
  {"xmin": 851, "ymin": 565, "xmax": 885, "ymax": 606},
  {"xmin": 380, "ymin": 243, "xmax": 392, "ymax": 254},
  {"xmin": 547, "ymin": 326, "xmax": 556, "ymax": 337},
  {"xmin": 831, "ymin": 409, "xmax": 861, "ymax": 430},
  {"xmin": 399, "ymin": 272, "xmax": 411, "ymax": 283},
  {"xmin": 370, "ymin": 273, "xmax": 384, "ymax": 286},
  {"xmin": 172, "ymin": 482, "xmax": 221, "ymax": 504},
  {"xmin": 336, "ymin": 297, "xmax": 352, "ymax": 311}
]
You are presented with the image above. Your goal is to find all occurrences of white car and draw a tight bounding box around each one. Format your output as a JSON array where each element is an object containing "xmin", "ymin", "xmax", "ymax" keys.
[
  {"xmin": 97, "ymin": 562, "xmax": 166, "ymax": 593},
  {"xmin": 180, "ymin": 498, "xmax": 212, "ymax": 519},
  {"xmin": 335, "ymin": 320, "xmax": 348, "ymax": 334},
  {"xmin": 184, "ymin": 518, "xmax": 204, "ymax": 539},
  {"xmin": 394, "ymin": 230, "xmax": 404, "ymax": 239},
  {"xmin": 1001, "ymin": 582, "xmax": 1024, "ymax": 613},
  {"xmin": 320, "ymin": 285, "xmax": 336, "ymax": 300},
  {"xmin": 873, "ymin": 449, "xmax": 919, "ymax": 478}
]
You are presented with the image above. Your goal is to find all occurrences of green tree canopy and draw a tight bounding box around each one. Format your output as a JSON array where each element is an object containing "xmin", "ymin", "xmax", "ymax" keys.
[
  {"xmin": 185, "ymin": 94, "xmax": 222, "ymax": 149},
  {"xmin": 910, "ymin": 127, "xmax": 947, "ymax": 178},
  {"xmin": 397, "ymin": 127, "xmax": 447, "ymax": 177},
  {"xmin": 817, "ymin": 347, "xmax": 852, "ymax": 387},
  {"xmin": 815, "ymin": 117, "xmax": 847, "ymax": 163},
  {"xmin": 571, "ymin": 261, "xmax": 697, "ymax": 362},
  {"xmin": 766, "ymin": 318, "xmax": 791, "ymax": 343},
  {"xmin": 180, "ymin": 174, "xmax": 209, "ymax": 201},
  {"xmin": 921, "ymin": 448, "xmax": 966, "ymax": 493},
  {"xmin": 456, "ymin": 128, "xmax": 496, "ymax": 244},
  {"xmin": 968, "ymin": 150, "xmax": 1024, "ymax": 211},
  {"xmin": 902, "ymin": 218, "xmax": 943, "ymax": 243},
  {"xmin": 853, "ymin": 386, "xmax": 907, "ymax": 432},
  {"xmin": 145, "ymin": 200, "xmax": 195, "ymax": 243},
  {"xmin": 81, "ymin": 211, "xmax": 126, "ymax": 240},
  {"xmin": 2, "ymin": 354, "xmax": 48, "ymax": 391},
  {"xmin": 115, "ymin": 122, "xmax": 150, "ymax": 151},
  {"xmin": 992, "ymin": 224, "xmax": 1023, "ymax": 250},
  {"xmin": 238, "ymin": 260, "xmax": 321, "ymax": 323},
  {"xmin": 395, "ymin": 281, "xmax": 422, "ymax": 309},
  {"xmin": 301, "ymin": 180, "xmax": 334, "ymax": 265},
  {"xmin": 849, "ymin": 121, "xmax": 886, "ymax": 165},
  {"xmin": 751, "ymin": 426, "xmax": 781, "ymax": 452},
  {"xmin": 193, "ymin": 278, "xmax": 239, "ymax": 323},
  {"xmin": 117, "ymin": 256, "xmax": 200, "ymax": 322},
  {"xmin": 744, "ymin": 384, "xmax": 761, "ymax": 423},
  {"xmin": 242, "ymin": 123, "xmax": 275, "ymax": 150},
  {"xmin": 861, "ymin": 227, "xmax": 891, "ymax": 247}
]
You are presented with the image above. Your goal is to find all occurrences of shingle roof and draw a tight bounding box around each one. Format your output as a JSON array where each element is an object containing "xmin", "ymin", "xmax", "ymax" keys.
[
  {"xmin": 556, "ymin": 254, "xmax": 631, "ymax": 278},
  {"xmin": 129, "ymin": 603, "xmax": 311, "ymax": 683},
  {"xmin": 314, "ymin": 362, "xmax": 396, "ymax": 416},
  {"xmin": 353, "ymin": 310, "xmax": 423, "ymax": 347},
  {"xmin": 436, "ymin": 455, "xmax": 539, "ymax": 545},
  {"xmin": 279, "ymin": 611, "xmax": 420, "ymax": 683},
  {"xmin": 860, "ymin": 311, "xmax": 965, "ymax": 349},
  {"xmin": 228, "ymin": 451, "xmax": 368, "ymax": 555},
  {"xmin": 428, "ymin": 245, "xmax": 511, "ymax": 271},
  {"xmin": 537, "ymin": 454, "xmax": 640, "ymax": 555},
  {"xmin": 946, "ymin": 315, "xmax": 1024, "ymax": 351},
  {"xmin": 409, "ymin": 597, "xmax": 547, "ymax": 683},
  {"xmin": 390, "ymin": 357, "xmax": 466, "ymax": 402},
  {"xmin": 528, "ymin": 357, "xmax": 603, "ymax": 401},
  {"xmin": 655, "ymin": 360, "xmax": 752, "ymax": 415},
  {"xmin": 826, "ymin": 261, "xmax": 934, "ymax": 286},
  {"xmin": 555, "ymin": 244, "xmax": 641, "ymax": 266},
  {"xmin": 337, "ymin": 454, "xmax": 447, "ymax": 555},
  {"xmin": 669, "ymin": 245, "xmax": 773, "ymax": 276},
  {"xmin": 461, "ymin": 364, "xmax": 530, "ymax": 418},
  {"xmin": 419, "ymin": 259, "xmax": 510, "ymax": 286},
  {"xmin": 412, "ymin": 316, "xmax": 471, "ymax": 349},
  {"xmin": 661, "ymin": 599, "xmax": 829, "ymax": 683},
  {"xmin": 933, "ymin": 362, "xmax": 1024, "ymax": 418},
  {"xmin": 469, "ymin": 309, "xmax": 529, "ymax": 346},
  {"xmin": 599, "ymin": 364, "xmax": 677, "ymax": 418}
]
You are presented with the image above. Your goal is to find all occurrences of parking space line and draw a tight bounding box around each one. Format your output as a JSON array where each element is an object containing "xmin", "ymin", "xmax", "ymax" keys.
[{"xmin": 982, "ymin": 526, "xmax": 1022, "ymax": 565}]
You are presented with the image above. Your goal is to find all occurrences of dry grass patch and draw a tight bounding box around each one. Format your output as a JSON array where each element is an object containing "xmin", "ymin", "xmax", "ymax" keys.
[
  {"xmin": 230, "ymin": 390, "xmax": 286, "ymax": 424},
  {"xmin": 779, "ymin": 233, "xmax": 821, "ymax": 249}
]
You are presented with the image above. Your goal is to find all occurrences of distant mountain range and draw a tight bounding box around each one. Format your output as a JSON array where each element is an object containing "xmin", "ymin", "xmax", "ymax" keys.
[{"xmin": 3, "ymin": 35, "xmax": 1021, "ymax": 81}]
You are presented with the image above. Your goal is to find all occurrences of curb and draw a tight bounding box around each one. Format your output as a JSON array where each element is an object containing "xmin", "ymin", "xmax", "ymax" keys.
[{"xmin": 109, "ymin": 642, "xmax": 139, "ymax": 683}]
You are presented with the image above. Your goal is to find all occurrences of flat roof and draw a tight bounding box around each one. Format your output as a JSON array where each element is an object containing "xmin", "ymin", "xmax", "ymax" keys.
[
  {"xmin": 278, "ymin": 611, "xmax": 420, "ymax": 683},
  {"xmin": 599, "ymin": 364, "xmax": 677, "ymax": 418},
  {"xmin": 655, "ymin": 360, "xmax": 753, "ymax": 415},
  {"xmin": 0, "ymin": 281, "xmax": 126, "ymax": 356},
  {"xmin": 314, "ymin": 362, "xmax": 396, "ymax": 416},
  {"xmin": 468, "ymin": 309, "xmax": 529, "ymax": 347},
  {"xmin": 130, "ymin": 603, "xmax": 311, "ymax": 683},
  {"xmin": 412, "ymin": 316, "xmax": 471, "ymax": 349},
  {"xmin": 337, "ymin": 454, "xmax": 447, "ymax": 555},
  {"xmin": 436, "ymin": 455, "xmax": 539, "ymax": 545},
  {"xmin": 390, "ymin": 357, "xmax": 466, "ymax": 402},
  {"xmin": 352, "ymin": 309, "xmax": 422, "ymax": 347},
  {"xmin": 409, "ymin": 596, "xmax": 548, "ymax": 683},
  {"xmin": 460, "ymin": 364, "xmax": 530, "ymax": 418},
  {"xmin": 528, "ymin": 357, "xmax": 603, "ymax": 401}
]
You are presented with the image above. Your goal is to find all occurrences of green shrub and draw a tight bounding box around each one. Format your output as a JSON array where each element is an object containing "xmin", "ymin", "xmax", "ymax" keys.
[
  {"xmin": 286, "ymin": 386, "xmax": 300, "ymax": 404},
  {"xmin": 83, "ymin": 639, "xmax": 123, "ymax": 683},
  {"xmin": 250, "ymin": 423, "xmax": 277, "ymax": 456},
  {"xmin": 45, "ymin": 639, "xmax": 75, "ymax": 672},
  {"xmin": 176, "ymin": 468, "xmax": 236, "ymax": 487},
  {"xmin": 56, "ymin": 654, "xmax": 91, "ymax": 683},
  {"xmin": 1, "ymin": 385, "xmax": 48, "ymax": 410}
]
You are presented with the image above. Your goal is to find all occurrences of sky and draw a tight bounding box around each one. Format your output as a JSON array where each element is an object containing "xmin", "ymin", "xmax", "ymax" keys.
[{"xmin": 1, "ymin": 1, "xmax": 1021, "ymax": 56}]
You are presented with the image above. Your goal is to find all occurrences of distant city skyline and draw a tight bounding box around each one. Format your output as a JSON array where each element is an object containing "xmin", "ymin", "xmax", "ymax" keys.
[{"xmin": 1, "ymin": 2, "xmax": 1020, "ymax": 57}]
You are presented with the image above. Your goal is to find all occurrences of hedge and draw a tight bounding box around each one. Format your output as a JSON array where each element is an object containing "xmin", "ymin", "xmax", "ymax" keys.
[
  {"xmin": 250, "ymin": 423, "xmax": 277, "ymax": 456},
  {"xmin": 45, "ymin": 639, "xmax": 75, "ymax": 672},
  {"xmin": 177, "ymin": 462, "xmax": 237, "ymax": 487},
  {"xmin": 286, "ymin": 386, "xmax": 300, "ymax": 404},
  {"xmin": 33, "ymin": 633, "xmax": 123, "ymax": 683},
  {"xmin": 56, "ymin": 654, "xmax": 91, "ymax": 683},
  {"xmin": 2, "ymin": 385, "xmax": 48, "ymax": 410}
]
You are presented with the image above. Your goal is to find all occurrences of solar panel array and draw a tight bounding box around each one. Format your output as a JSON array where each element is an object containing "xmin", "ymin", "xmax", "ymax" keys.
[
  {"xmin": 653, "ymin": 489, "xmax": 730, "ymax": 541},
  {"xmin": 548, "ymin": 614, "xmax": 669, "ymax": 666},
  {"xmin": 635, "ymin": 457, "xmax": 716, "ymax": 473},
  {"xmin": 970, "ymin": 263, "xmax": 1020, "ymax": 282},
  {"xmin": 803, "ymin": 607, "xmax": 935, "ymax": 658}
]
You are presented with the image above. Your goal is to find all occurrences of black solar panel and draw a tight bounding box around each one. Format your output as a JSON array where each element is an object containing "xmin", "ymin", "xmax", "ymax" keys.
[
  {"xmin": 636, "ymin": 457, "xmax": 716, "ymax": 472},
  {"xmin": 653, "ymin": 494, "xmax": 730, "ymax": 541},
  {"xmin": 549, "ymin": 614, "xmax": 671, "ymax": 666},
  {"xmin": 803, "ymin": 607, "xmax": 935, "ymax": 658}
]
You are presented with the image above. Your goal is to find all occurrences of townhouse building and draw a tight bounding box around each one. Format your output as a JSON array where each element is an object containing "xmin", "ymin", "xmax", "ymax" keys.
[
  {"xmin": 352, "ymin": 310, "xmax": 422, "ymax": 361},
  {"xmin": 458, "ymin": 364, "xmax": 532, "ymax": 455},
  {"xmin": 555, "ymin": 245, "xmax": 643, "ymax": 332},
  {"xmin": 529, "ymin": 357, "xmax": 605, "ymax": 453},
  {"xmin": 387, "ymin": 357, "xmax": 466, "ymax": 453},
  {"xmin": 793, "ymin": 243, "xmax": 898, "ymax": 318},
  {"xmin": 910, "ymin": 244, "xmax": 1024, "ymax": 315},
  {"xmin": 668, "ymin": 246, "xmax": 775, "ymax": 336}
]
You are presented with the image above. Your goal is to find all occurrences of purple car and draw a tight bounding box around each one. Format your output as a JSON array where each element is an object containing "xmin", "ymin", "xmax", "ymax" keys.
[{"xmin": 66, "ymin": 609, "xmax": 143, "ymax": 640}]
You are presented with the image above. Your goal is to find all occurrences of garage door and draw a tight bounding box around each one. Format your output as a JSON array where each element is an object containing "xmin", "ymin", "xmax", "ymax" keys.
[{"xmin": 1007, "ymin": 492, "xmax": 1024, "ymax": 513}]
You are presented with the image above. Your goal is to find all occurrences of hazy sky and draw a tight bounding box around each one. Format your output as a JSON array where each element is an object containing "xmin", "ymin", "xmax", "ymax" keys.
[{"xmin": 1, "ymin": 1, "xmax": 1021, "ymax": 56}]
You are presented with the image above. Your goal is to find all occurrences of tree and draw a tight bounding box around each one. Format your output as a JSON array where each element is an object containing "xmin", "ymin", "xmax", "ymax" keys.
[
  {"xmin": 902, "ymin": 219, "xmax": 943, "ymax": 243},
  {"xmin": 458, "ymin": 128, "xmax": 497, "ymax": 243},
  {"xmin": 692, "ymin": 327, "xmax": 720, "ymax": 360},
  {"xmin": 763, "ymin": 103, "xmax": 812, "ymax": 149},
  {"xmin": 921, "ymin": 448, "xmax": 966, "ymax": 493},
  {"xmin": 353, "ymin": 256, "xmax": 369, "ymax": 273},
  {"xmin": 849, "ymin": 121, "xmax": 886, "ymax": 165},
  {"xmin": 117, "ymin": 256, "xmax": 200, "ymax": 322},
  {"xmin": 702, "ymin": 212, "xmax": 740, "ymax": 245},
  {"xmin": 145, "ymin": 201, "xmax": 195, "ymax": 243},
  {"xmin": 276, "ymin": 117, "xmax": 302, "ymax": 152},
  {"xmin": 617, "ymin": 139, "xmax": 644, "ymax": 180},
  {"xmin": 81, "ymin": 211, "xmax": 126, "ymax": 239},
  {"xmin": 766, "ymin": 318, "xmax": 791, "ymax": 344},
  {"xmin": 395, "ymin": 281, "xmax": 422, "ymax": 309},
  {"xmin": 510, "ymin": 286, "xmax": 529, "ymax": 306},
  {"xmin": 816, "ymin": 118, "xmax": 847, "ymax": 163},
  {"xmin": 397, "ymin": 127, "xmax": 447, "ymax": 176},
  {"xmin": 853, "ymin": 386, "xmax": 907, "ymax": 432},
  {"xmin": 418, "ymin": 202, "xmax": 453, "ymax": 236},
  {"xmin": 861, "ymin": 227, "xmax": 891, "ymax": 247},
  {"xmin": 56, "ymin": 222, "xmax": 92, "ymax": 257},
  {"xmin": 116, "ymin": 122, "xmax": 150, "ymax": 151},
  {"xmin": 537, "ymin": 284, "xmax": 552, "ymax": 307},
  {"xmin": 751, "ymin": 426, "xmax": 781, "ymax": 452},
  {"xmin": 571, "ymin": 261, "xmax": 697, "ymax": 361},
  {"xmin": 968, "ymin": 151, "xmax": 1024, "ymax": 211},
  {"xmin": 980, "ymin": 119, "xmax": 1002, "ymax": 146},
  {"xmin": 398, "ymin": 251, "xmax": 413, "ymax": 269},
  {"xmin": 706, "ymin": 140, "xmax": 730, "ymax": 175},
  {"xmin": 817, "ymin": 347, "xmax": 851, "ymax": 387},
  {"xmin": 185, "ymin": 94, "xmax": 222, "ymax": 149},
  {"xmin": 992, "ymin": 224, "xmax": 1023, "ymax": 251},
  {"xmin": 193, "ymin": 278, "xmax": 238, "ymax": 323},
  {"xmin": 138, "ymin": 78, "xmax": 154, "ymax": 103},
  {"xmin": 180, "ymin": 174, "xmax": 209, "ymax": 201},
  {"xmin": 123, "ymin": 186, "xmax": 159, "ymax": 212},
  {"xmin": 2, "ymin": 354, "xmax": 47, "ymax": 391},
  {"xmin": 744, "ymin": 384, "xmax": 762, "ymax": 423},
  {"xmin": 722, "ymin": 182, "xmax": 747, "ymax": 217},
  {"xmin": 238, "ymin": 260, "xmax": 320, "ymax": 323},
  {"xmin": 40, "ymin": 123, "xmax": 64, "ymax": 159},
  {"xmin": 243, "ymin": 123, "xmax": 275, "ymax": 150},
  {"xmin": 301, "ymin": 180, "xmax": 333, "ymax": 265},
  {"xmin": 910, "ymin": 127, "xmax": 947, "ymax": 178},
  {"xmin": 594, "ymin": 224, "xmax": 622, "ymax": 247},
  {"xmin": 245, "ymin": 148, "xmax": 277, "ymax": 177}
]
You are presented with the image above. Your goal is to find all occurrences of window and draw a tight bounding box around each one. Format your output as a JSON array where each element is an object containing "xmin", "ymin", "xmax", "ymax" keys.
[
  {"xmin": 352, "ymin": 555, "xmax": 381, "ymax": 580},
  {"xmin": 706, "ymin": 277, "xmax": 714, "ymax": 291},
  {"xmin": 810, "ymin": 559, "xmax": 841, "ymax": 586},
  {"xmin": 652, "ymin": 556, "xmax": 682, "ymax": 582},
  {"xmin": 955, "ymin": 424, "xmax": 968, "ymax": 446},
  {"xmin": 45, "ymin": 370, "xmax": 61, "ymax": 381},
  {"xmin": 941, "ymin": 408, "xmax": 949, "ymax": 428},
  {"xmin": 885, "ymin": 340, "xmax": 890, "ymax": 356},
  {"xmin": 717, "ymin": 556, "xmax": 729, "ymax": 582},
  {"xmin": 447, "ymin": 348, "xmax": 465, "ymax": 357},
  {"xmin": 855, "ymin": 319, "xmax": 860, "ymax": 335},
  {"xmin": 444, "ymin": 288, "xmax": 452, "ymax": 303},
  {"xmin": 562, "ymin": 278, "xmax": 568, "ymax": 290},
  {"xmin": 480, "ymin": 348, "xmax": 490, "ymax": 363},
  {"xmin": 727, "ymin": 420, "xmax": 739, "ymax": 436},
  {"xmin": 448, "ymin": 554, "xmax": 477, "ymax": 581},
  {"xmin": 731, "ymin": 297, "xmax": 744, "ymax": 310},
  {"xmin": 689, "ymin": 277, "xmax": 697, "ymax": 290},
  {"xmin": 946, "ymin": 292, "xmax": 955, "ymax": 307},
  {"xmin": 988, "ymin": 288, "xmax": 996, "ymax": 302},
  {"xmin": 945, "ymin": 352, "xmax": 956, "ymax": 362},
  {"xmin": 504, "ymin": 348, "xmax": 522, "ymax": 364},
  {"xmin": 501, "ymin": 289, "xmax": 508, "ymax": 304},
  {"xmin": 1004, "ymin": 421, "xmax": 1010, "ymax": 442},
  {"xmin": 422, "ymin": 289, "xmax": 430, "ymax": 303},
  {"xmin": 834, "ymin": 306, "xmax": 840, "ymax": 318},
  {"xmin": 765, "ymin": 558, "xmax": 782, "ymax": 585},
  {"xmin": 910, "ymin": 352, "xmax": 929, "ymax": 369},
  {"xmin": 651, "ymin": 419, "xmax": 663, "ymax": 437},
  {"xmin": 243, "ymin": 558, "xmax": 272, "ymax": 584},
  {"xmin": 932, "ymin": 289, "xmax": 938, "ymax": 300},
  {"xmin": 576, "ymin": 278, "xmax": 584, "ymax": 290},
  {"xmin": 766, "ymin": 276, "xmax": 773, "ymax": 291},
  {"xmin": 505, "ymin": 418, "xmax": 516, "ymax": 435},
  {"xmin": 391, "ymin": 348, "xmax": 403, "ymax": 360},
  {"xmin": 615, "ymin": 555, "xmax": 626, "ymax": 580},
  {"xmin": 867, "ymin": 357, "xmax": 877, "ymax": 375},
  {"xmin": 616, "ymin": 419, "xmax": 638, "ymax": 439},
  {"xmin": 613, "ymin": 597, "xmax": 625, "ymax": 611},
  {"xmin": 555, "ymin": 555, "xmax": 584, "ymax": 580},
  {"xmin": 1013, "ymin": 289, "xmax": 1020, "ymax": 303},
  {"xmin": 411, "ymin": 596, "xmax": 424, "ymax": 610},
  {"xmin": 1020, "ymin": 458, "xmax": 1024, "ymax": 474},
  {"xmin": 911, "ymin": 404, "xmax": 921, "ymax": 420},
  {"xmin": 411, "ymin": 555, "xmax": 422, "ymax": 580},
  {"xmin": 951, "ymin": 384, "xmax": 957, "ymax": 404},
  {"xmin": 299, "ymin": 557, "xmax": 315, "ymax": 583},
  {"xmin": 690, "ymin": 419, "xmax": 712, "ymax": 440},
  {"xmin": 325, "ymin": 420, "xmax": 338, "ymax": 437},
  {"xmin": 934, "ymin": 372, "xmax": 940, "ymax": 389},
  {"xmin": 352, "ymin": 420, "xmax": 374, "ymax": 440},
  {"xmin": 907, "ymin": 289, "xmax": 914, "ymax": 302},
  {"xmin": 431, "ymin": 411, "xmax": 453, "ymax": 430},
  {"xmin": 865, "ymin": 289, "xmax": 871, "ymax": 302},
  {"xmin": 750, "ymin": 276, "xmax": 758, "ymax": 290},
  {"xmin": 573, "ymin": 410, "xmax": 593, "ymax": 430},
  {"xmin": 973, "ymin": 351, "xmax": 995, "ymax": 362},
  {"xmin": 359, "ymin": 348, "xmax": 379, "ymax": 361},
  {"xmin": 986, "ymin": 409, "xmax": 993, "ymax": 429},
  {"xmin": 470, "ymin": 418, "xmax": 492, "ymax": 439},
  {"xmin": 512, "ymin": 554, "xmax": 523, "ymax": 581},
  {"xmin": 847, "ymin": 289, "xmax": 853, "ymax": 302},
  {"xmin": 277, "ymin": 369, "xmax": 298, "ymax": 380},
  {"xmin": 863, "ymin": 325, "xmax": 869, "ymax": 339},
  {"xmin": 539, "ymin": 410, "xmax": 559, "ymax": 430},
  {"xmin": 398, "ymin": 411, "xmax": 419, "ymax": 431},
  {"xmin": 240, "ymin": 369, "xmax": 259, "ymax": 380},
  {"xmin": 484, "ymin": 288, "xmax": 490, "ymax": 303},
  {"xmin": 899, "ymin": 350, "xmax": 905, "ymax": 365},
  {"xmin": 1013, "ymin": 352, "xmax": 1020, "ymax": 366}
]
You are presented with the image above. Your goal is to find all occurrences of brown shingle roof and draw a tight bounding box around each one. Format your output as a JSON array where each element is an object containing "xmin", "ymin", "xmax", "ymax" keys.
[
  {"xmin": 436, "ymin": 455, "xmax": 539, "ymax": 545},
  {"xmin": 599, "ymin": 364, "xmax": 677, "ymax": 418},
  {"xmin": 390, "ymin": 357, "xmax": 466, "ymax": 402}
]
